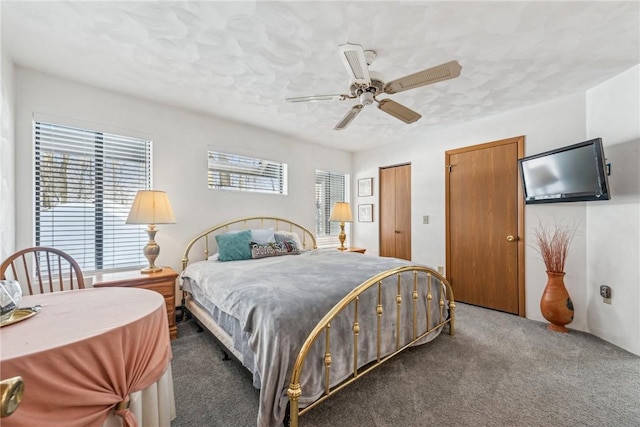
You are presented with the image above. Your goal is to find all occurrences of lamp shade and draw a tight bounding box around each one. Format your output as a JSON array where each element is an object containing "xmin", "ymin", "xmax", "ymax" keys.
[
  {"xmin": 126, "ymin": 190, "xmax": 176, "ymax": 225},
  {"xmin": 329, "ymin": 202, "xmax": 353, "ymax": 222}
]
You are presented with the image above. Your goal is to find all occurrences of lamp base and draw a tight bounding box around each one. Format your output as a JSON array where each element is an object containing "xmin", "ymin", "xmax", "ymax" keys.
[
  {"xmin": 140, "ymin": 266, "xmax": 163, "ymax": 274},
  {"xmin": 338, "ymin": 222, "xmax": 347, "ymax": 251},
  {"xmin": 142, "ymin": 225, "xmax": 162, "ymax": 274}
]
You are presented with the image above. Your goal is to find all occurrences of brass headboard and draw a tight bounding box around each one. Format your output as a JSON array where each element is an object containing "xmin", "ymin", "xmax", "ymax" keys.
[{"xmin": 181, "ymin": 216, "xmax": 317, "ymax": 271}]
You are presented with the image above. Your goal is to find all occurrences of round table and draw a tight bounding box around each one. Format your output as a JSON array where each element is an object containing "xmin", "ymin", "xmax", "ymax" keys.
[{"xmin": 0, "ymin": 287, "xmax": 174, "ymax": 427}]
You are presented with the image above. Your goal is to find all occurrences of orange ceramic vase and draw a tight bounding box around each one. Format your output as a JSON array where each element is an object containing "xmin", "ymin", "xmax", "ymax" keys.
[{"xmin": 540, "ymin": 271, "xmax": 574, "ymax": 332}]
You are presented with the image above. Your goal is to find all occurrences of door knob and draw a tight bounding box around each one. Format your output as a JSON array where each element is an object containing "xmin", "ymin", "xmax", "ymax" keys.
[{"xmin": 506, "ymin": 235, "xmax": 518, "ymax": 242}]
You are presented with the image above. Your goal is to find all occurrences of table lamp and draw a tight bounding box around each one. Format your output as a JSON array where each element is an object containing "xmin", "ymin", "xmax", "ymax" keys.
[
  {"xmin": 330, "ymin": 202, "xmax": 353, "ymax": 251},
  {"xmin": 126, "ymin": 190, "xmax": 176, "ymax": 273}
]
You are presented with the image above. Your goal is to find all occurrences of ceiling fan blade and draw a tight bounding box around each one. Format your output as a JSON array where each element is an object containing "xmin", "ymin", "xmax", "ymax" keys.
[
  {"xmin": 339, "ymin": 43, "xmax": 371, "ymax": 88},
  {"xmin": 285, "ymin": 94, "xmax": 350, "ymax": 103},
  {"xmin": 383, "ymin": 60, "xmax": 462, "ymax": 94},
  {"xmin": 377, "ymin": 99, "xmax": 421, "ymax": 124},
  {"xmin": 334, "ymin": 104, "xmax": 364, "ymax": 130}
]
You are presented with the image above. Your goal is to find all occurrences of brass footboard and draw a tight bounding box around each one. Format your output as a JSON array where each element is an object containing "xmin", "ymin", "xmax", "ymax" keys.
[{"xmin": 286, "ymin": 266, "xmax": 455, "ymax": 427}]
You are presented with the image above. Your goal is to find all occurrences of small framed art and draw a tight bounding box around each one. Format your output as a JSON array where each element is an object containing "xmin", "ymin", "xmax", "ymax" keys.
[
  {"xmin": 358, "ymin": 204, "xmax": 373, "ymax": 222},
  {"xmin": 358, "ymin": 178, "xmax": 373, "ymax": 197}
]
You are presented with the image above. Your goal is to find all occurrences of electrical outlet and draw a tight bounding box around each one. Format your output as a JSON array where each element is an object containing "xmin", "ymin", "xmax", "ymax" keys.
[
  {"xmin": 437, "ymin": 266, "xmax": 444, "ymax": 275},
  {"xmin": 423, "ymin": 215, "xmax": 429, "ymax": 224},
  {"xmin": 600, "ymin": 285, "xmax": 612, "ymax": 304}
]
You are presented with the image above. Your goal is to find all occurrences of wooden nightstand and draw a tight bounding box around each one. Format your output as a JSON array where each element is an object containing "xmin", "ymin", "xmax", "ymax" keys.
[
  {"xmin": 340, "ymin": 247, "xmax": 366, "ymax": 254},
  {"xmin": 92, "ymin": 267, "xmax": 179, "ymax": 339}
]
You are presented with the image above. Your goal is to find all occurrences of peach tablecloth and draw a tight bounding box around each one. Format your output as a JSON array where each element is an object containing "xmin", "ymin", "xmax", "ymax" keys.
[{"xmin": 0, "ymin": 287, "xmax": 173, "ymax": 427}]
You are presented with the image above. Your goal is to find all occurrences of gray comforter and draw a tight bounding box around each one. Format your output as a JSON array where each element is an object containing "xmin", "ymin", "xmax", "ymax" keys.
[{"xmin": 181, "ymin": 249, "xmax": 446, "ymax": 427}]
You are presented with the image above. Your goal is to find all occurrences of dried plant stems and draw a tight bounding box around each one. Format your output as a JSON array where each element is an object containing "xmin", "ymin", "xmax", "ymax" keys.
[{"xmin": 533, "ymin": 221, "xmax": 577, "ymax": 273}]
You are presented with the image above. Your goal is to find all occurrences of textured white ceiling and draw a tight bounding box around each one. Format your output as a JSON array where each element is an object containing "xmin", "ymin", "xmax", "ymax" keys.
[{"xmin": 2, "ymin": 1, "xmax": 639, "ymax": 151}]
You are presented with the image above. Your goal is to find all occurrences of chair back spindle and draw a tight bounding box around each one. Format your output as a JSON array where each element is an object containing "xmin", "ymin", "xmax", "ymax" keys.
[{"xmin": 0, "ymin": 247, "xmax": 85, "ymax": 295}]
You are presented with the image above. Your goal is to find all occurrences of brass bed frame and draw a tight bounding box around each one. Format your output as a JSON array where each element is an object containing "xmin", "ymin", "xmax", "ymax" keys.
[{"xmin": 180, "ymin": 216, "xmax": 456, "ymax": 427}]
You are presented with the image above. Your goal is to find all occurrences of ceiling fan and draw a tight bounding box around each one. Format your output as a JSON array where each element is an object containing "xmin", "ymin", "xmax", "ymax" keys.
[{"xmin": 285, "ymin": 43, "xmax": 462, "ymax": 130}]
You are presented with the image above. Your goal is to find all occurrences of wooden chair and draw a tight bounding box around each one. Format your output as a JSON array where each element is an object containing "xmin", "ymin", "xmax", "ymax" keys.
[{"xmin": 0, "ymin": 247, "xmax": 85, "ymax": 295}]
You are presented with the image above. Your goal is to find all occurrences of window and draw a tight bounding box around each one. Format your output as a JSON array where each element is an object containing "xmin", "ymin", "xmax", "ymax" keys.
[
  {"xmin": 315, "ymin": 170, "xmax": 350, "ymax": 247},
  {"xmin": 34, "ymin": 121, "xmax": 152, "ymax": 273},
  {"xmin": 208, "ymin": 149, "xmax": 288, "ymax": 195}
]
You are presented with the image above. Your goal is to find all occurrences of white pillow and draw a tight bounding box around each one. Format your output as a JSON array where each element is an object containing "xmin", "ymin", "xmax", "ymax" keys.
[
  {"xmin": 251, "ymin": 227, "xmax": 276, "ymax": 244},
  {"xmin": 274, "ymin": 230, "xmax": 304, "ymax": 249},
  {"xmin": 222, "ymin": 228, "xmax": 275, "ymax": 244}
]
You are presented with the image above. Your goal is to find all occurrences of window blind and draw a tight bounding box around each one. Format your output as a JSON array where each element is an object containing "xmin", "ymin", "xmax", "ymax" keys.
[
  {"xmin": 34, "ymin": 121, "xmax": 152, "ymax": 273},
  {"xmin": 208, "ymin": 150, "xmax": 288, "ymax": 195},
  {"xmin": 315, "ymin": 170, "xmax": 350, "ymax": 247}
]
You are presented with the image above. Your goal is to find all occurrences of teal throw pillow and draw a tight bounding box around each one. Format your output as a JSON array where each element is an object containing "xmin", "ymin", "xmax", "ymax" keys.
[{"xmin": 216, "ymin": 230, "xmax": 253, "ymax": 262}]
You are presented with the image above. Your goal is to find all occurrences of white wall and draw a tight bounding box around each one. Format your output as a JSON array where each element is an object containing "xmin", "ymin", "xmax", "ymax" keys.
[
  {"xmin": 353, "ymin": 80, "xmax": 640, "ymax": 354},
  {"xmin": 13, "ymin": 67, "xmax": 351, "ymax": 276},
  {"xmin": 0, "ymin": 10, "xmax": 16, "ymax": 261},
  {"xmin": 585, "ymin": 65, "xmax": 640, "ymax": 355}
]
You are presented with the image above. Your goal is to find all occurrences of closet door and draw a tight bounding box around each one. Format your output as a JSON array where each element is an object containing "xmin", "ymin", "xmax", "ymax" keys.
[
  {"xmin": 379, "ymin": 167, "xmax": 396, "ymax": 257},
  {"xmin": 379, "ymin": 164, "xmax": 411, "ymax": 260}
]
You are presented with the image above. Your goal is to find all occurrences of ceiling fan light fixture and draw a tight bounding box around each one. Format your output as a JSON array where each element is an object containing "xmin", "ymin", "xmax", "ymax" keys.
[{"xmin": 359, "ymin": 91, "xmax": 374, "ymax": 106}]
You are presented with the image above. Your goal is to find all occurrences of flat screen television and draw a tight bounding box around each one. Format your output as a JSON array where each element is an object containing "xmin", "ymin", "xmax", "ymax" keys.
[{"xmin": 518, "ymin": 138, "xmax": 610, "ymax": 204}]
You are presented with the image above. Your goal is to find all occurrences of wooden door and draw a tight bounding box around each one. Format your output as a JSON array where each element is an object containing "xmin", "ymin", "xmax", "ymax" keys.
[
  {"xmin": 379, "ymin": 167, "xmax": 396, "ymax": 257},
  {"xmin": 446, "ymin": 137, "xmax": 525, "ymax": 315},
  {"xmin": 379, "ymin": 164, "xmax": 411, "ymax": 260}
]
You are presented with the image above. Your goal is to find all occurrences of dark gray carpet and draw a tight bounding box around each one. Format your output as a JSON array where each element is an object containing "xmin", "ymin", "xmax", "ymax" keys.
[{"xmin": 170, "ymin": 303, "xmax": 640, "ymax": 427}]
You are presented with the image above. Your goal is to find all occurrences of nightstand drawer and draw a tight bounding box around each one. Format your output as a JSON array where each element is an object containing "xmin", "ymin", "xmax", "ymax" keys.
[{"xmin": 135, "ymin": 282, "xmax": 174, "ymax": 298}]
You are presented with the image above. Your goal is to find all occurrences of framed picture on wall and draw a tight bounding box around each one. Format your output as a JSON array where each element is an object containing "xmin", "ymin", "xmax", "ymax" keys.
[
  {"xmin": 358, "ymin": 178, "xmax": 373, "ymax": 197},
  {"xmin": 358, "ymin": 204, "xmax": 373, "ymax": 222}
]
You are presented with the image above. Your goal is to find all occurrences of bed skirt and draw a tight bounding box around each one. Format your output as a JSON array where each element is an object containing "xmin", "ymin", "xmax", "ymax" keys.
[{"xmin": 101, "ymin": 364, "xmax": 176, "ymax": 427}]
